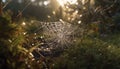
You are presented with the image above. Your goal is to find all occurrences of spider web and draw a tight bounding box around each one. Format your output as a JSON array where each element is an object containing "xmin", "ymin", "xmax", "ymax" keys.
[
  {"xmin": 25, "ymin": 20, "xmax": 80, "ymax": 57},
  {"xmin": 32, "ymin": 20, "xmax": 77, "ymax": 48}
]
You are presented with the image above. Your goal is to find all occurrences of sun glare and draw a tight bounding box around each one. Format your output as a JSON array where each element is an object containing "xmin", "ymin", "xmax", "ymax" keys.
[{"xmin": 57, "ymin": 0, "xmax": 77, "ymax": 6}]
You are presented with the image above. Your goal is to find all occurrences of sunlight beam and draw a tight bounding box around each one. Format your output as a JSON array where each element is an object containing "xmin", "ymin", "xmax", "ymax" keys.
[{"xmin": 56, "ymin": 0, "xmax": 77, "ymax": 6}]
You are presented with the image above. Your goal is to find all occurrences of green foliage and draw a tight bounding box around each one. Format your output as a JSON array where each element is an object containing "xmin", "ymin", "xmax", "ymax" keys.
[
  {"xmin": 53, "ymin": 36, "xmax": 120, "ymax": 69},
  {"xmin": 98, "ymin": 34, "xmax": 120, "ymax": 47},
  {"xmin": 0, "ymin": 16, "xmax": 26, "ymax": 69},
  {"xmin": 0, "ymin": 16, "xmax": 47, "ymax": 69}
]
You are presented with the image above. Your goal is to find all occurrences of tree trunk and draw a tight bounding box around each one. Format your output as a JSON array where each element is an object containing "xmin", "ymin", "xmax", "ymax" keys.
[{"xmin": 0, "ymin": 0, "xmax": 2, "ymax": 16}]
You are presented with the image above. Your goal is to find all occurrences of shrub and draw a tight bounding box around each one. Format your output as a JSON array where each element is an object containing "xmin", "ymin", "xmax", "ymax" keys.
[{"xmin": 53, "ymin": 37, "xmax": 120, "ymax": 69}]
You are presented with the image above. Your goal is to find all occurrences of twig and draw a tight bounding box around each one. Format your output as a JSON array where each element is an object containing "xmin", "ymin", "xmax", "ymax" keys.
[{"xmin": 2, "ymin": 0, "xmax": 12, "ymax": 9}]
